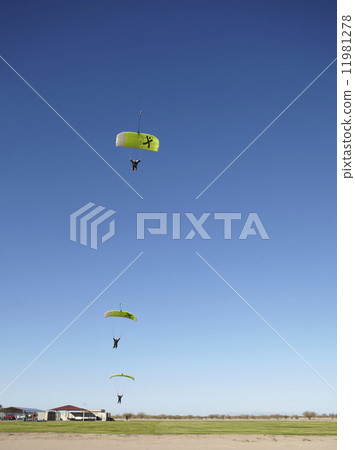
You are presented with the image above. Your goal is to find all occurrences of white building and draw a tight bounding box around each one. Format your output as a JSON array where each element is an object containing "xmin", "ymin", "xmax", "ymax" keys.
[
  {"xmin": 37, "ymin": 410, "xmax": 58, "ymax": 421},
  {"xmin": 38, "ymin": 405, "xmax": 112, "ymax": 421}
]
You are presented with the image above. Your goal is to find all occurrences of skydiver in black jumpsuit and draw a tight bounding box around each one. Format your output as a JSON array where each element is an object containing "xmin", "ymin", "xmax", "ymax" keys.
[
  {"xmin": 130, "ymin": 159, "xmax": 141, "ymax": 171},
  {"xmin": 117, "ymin": 394, "xmax": 123, "ymax": 404},
  {"xmin": 113, "ymin": 337, "xmax": 120, "ymax": 349}
]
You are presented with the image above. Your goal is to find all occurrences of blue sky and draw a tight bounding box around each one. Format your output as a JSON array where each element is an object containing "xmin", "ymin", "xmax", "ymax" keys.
[{"xmin": 0, "ymin": 0, "xmax": 336, "ymax": 415}]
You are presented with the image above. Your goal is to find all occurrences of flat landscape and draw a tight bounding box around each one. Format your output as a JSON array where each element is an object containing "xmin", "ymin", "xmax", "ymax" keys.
[
  {"xmin": 0, "ymin": 420, "xmax": 337, "ymax": 449},
  {"xmin": 0, "ymin": 420, "xmax": 337, "ymax": 435}
]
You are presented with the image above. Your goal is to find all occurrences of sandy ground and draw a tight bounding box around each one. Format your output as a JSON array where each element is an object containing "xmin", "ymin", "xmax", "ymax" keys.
[{"xmin": 0, "ymin": 433, "xmax": 337, "ymax": 449}]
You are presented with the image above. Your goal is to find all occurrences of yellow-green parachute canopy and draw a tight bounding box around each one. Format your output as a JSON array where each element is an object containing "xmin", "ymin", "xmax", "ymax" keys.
[
  {"xmin": 109, "ymin": 373, "xmax": 135, "ymax": 381},
  {"xmin": 104, "ymin": 310, "xmax": 137, "ymax": 321},
  {"xmin": 116, "ymin": 132, "xmax": 159, "ymax": 152}
]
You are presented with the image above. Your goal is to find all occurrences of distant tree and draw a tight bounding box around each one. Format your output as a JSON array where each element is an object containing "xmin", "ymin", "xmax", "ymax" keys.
[
  {"xmin": 136, "ymin": 412, "xmax": 145, "ymax": 419},
  {"xmin": 157, "ymin": 414, "xmax": 167, "ymax": 420},
  {"xmin": 124, "ymin": 413, "xmax": 134, "ymax": 421},
  {"xmin": 303, "ymin": 411, "xmax": 317, "ymax": 420},
  {"xmin": 329, "ymin": 414, "xmax": 337, "ymax": 420}
]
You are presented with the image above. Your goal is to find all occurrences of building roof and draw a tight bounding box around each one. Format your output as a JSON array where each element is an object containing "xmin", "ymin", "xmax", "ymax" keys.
[
  {"xmin": 0, "ymin": 407, "xmax": 24, "ymax": 413},
  {"xmin": 0, "ymin": 406, "xmax": 43, "ymax": 413},
  {"xmin": 51, "ymin": 405, "xmax": 88, "ymax": 412}
]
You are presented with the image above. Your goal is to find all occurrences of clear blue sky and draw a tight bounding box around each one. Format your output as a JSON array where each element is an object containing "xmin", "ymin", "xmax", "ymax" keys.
[{"xmin": 0, "ymin": 0, "xmax": 336, "ymax": 415}]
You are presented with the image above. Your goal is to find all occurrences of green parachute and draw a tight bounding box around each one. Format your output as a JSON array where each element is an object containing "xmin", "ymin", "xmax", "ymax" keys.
[
  {"xmin": 116, "ymin": 131, "xmax": 159, "ymax": 152},
  {"xmin": 109, "ymin": 373, "xmax": 135, "ymax": 381},
  {"xmin": 104, "ymin": 310, "xmax": 137, "ymax": 322}
]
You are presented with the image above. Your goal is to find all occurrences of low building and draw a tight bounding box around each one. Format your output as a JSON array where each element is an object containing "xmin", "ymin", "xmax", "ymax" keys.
[
  {"xmin": 47, "ymin": 405, "xmax": 111, "ymax": 421},
  {"xmin": 0, "ymin": 406, "xmax": 44, "ymax": 420},
  {"xmin": 89, "ymin": 409, "xmax": 112, "ymax": 421},
  {"xmin": 37, "ymin": 410, "xmax": 58, "ymax": 421}
]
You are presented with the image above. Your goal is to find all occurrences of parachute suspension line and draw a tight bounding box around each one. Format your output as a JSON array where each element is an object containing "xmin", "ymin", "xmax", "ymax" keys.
[
  {"xmin": 118, "ymin": 303, "xmax": 122, "ymax": 339},
  {"xmin": 129, "ymin": 109, "xmax": 143, "ymax": 158},
  {"xmin": 137, "ymin": 110, "xmax": 143, "ymax": 134}
]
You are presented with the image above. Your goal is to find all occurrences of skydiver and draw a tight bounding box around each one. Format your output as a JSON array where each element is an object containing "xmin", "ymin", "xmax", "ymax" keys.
[
  {"xmin": 130, "ymin": 159, "xmax": 141, "ymax": 171},
  {"xmin": 117, "ymin": 394, "xmax": 123, "ymax": 404},
  {"xmin": 113, "ymin": 337, "xmax": 120, "ymax": 349}
]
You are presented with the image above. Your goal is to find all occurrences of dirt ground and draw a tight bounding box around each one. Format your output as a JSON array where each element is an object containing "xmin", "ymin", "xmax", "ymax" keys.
[{"xmin": 0, "ymin": 433, "xmax": 337, "ymax": 449}]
